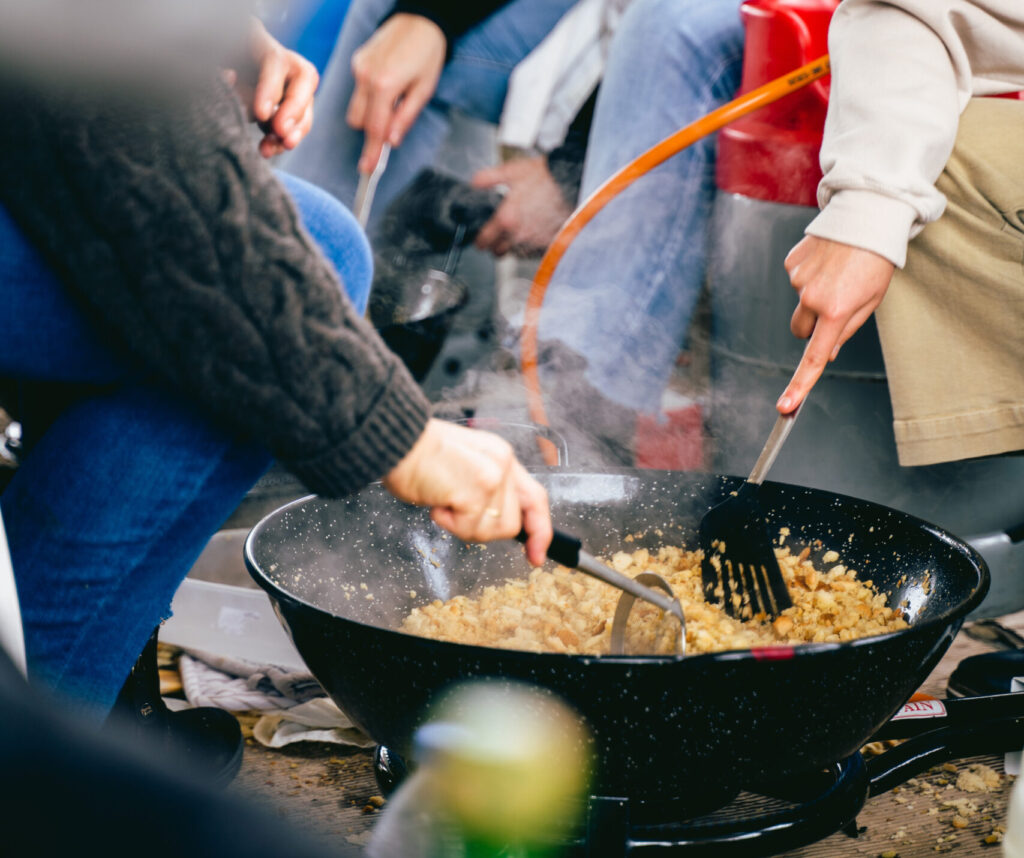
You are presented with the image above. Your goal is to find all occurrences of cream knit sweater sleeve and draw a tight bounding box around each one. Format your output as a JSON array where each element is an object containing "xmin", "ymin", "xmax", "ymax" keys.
[{"xmin": 805, "ymin": 0, "xmax": 1024, "ymax": 267}]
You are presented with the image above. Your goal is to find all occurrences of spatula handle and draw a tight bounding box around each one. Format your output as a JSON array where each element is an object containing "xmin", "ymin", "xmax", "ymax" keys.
[
  {"xmin": 516, "ymin": 529, "xmax": 681, "ymax": 617},
  {"xmin": 748, "ymin": 402, "xmax": 803, "ymax": 486},
  {"xmin": 516, "ymin": 527, "xmax": 581, "ymax": 568}
]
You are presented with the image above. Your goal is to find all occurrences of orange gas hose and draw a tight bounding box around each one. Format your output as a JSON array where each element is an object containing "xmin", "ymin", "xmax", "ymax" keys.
[{"xmin": 521, "ymin": 54, "xmax": 831, "ymax": 464}]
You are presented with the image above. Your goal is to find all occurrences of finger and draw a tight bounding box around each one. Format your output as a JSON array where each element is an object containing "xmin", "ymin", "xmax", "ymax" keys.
[
  {"xmin": 359, "ymin": 135, "xmax": 387, "ymax": 175},
  {"xmin": 387, "ymin": 79, "xmax": 432, "ymax": 147},
  {"xmin": 790, "ymin": 300, "xmax": 818, "ymax": 339},
  {"xmin": 259, "ymin": 134, "xmax": 286, "ymax": 158},
  {"xmin": 430, "ymin": 506, "xmax": 459, "ymax": 537},
  {"xmin": 451, "ymin": 440, "xmax": 521, "ymax": 542},
  {"xmin": 358, "ymin": 91, "xmax": 395, "ymax": 173},
  {"xmin": 253, "ymin": 50, "xmax": 288, "ymax": 123},
  {"xmin": 221, "ymin": 68, "xmax": 238, "ymax": 88},
  {"xmin": 272, "ymin": 60, "xmax": 319, "ymax": 141},
  {"xmin": 432, "ymin": 497, "xmax": 515, "ymax": 545},
  {"xmin": 515, "ymin": 467, "xmax": 552, "ymax": 567},
  {"xmin": 783, "ymin": 237, "xmax": 812, "ymax": 275},
  {"xmin": 283, "ymin": 103, "xmax": 314, "ymax": 150},
  {"xmin": 472, "ymin": 448, "xmax": 520, "ymax": 537},
  {"xmin": 346, "ymin": 80, "xmax": 369, "ymax": 130},
  {"xmin": 776, "ymin": 318, "xmax": 845, "ymax": 413},
  {"xmin": 491, "ymin": 235, "xmax": 513, "ymax": 258},
  {"xmin": 474, "ymin": 216, "xmax": 504, "ymax": 252},
  {"xmin": 470, "ymin": 491, "xmax": 520, "ymax": 542}
]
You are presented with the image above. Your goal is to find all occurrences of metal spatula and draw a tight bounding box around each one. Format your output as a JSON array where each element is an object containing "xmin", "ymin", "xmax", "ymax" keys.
[
  {"xmin": 699, "ymin": 406, "xmax": 802, "ymax": 619},
  {"xmin": 353, "ymin": 142, "xmax": 391, "ymax": 228},
  {"xmin": 517, "ymin": 529, "xmax": 686, "ymax": 655}
]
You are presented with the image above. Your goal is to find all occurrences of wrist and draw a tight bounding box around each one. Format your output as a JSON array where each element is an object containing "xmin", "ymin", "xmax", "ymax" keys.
[
  {"xmin": 382, "ymin": 418, "xmax": 436, "ymax": 492},
  {"xmin": 385, "ymin": 7, "xmax": 451, "ymax": 56}
]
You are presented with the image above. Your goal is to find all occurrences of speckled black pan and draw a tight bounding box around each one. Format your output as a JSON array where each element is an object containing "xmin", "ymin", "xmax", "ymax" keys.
[{"xmin": 245, "ymin": 470, "xmax": 988, "ymax": 804}]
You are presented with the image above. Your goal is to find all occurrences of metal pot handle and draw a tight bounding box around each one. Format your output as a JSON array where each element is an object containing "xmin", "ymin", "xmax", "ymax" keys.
[{"xmin": 451, "ymin": 417, "xmax": 570, "ymax": 467}]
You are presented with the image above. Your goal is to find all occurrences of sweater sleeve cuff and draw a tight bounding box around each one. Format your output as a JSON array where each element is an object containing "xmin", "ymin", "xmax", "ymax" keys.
[
  {"xmin": 805, "ymin": 189, "xmax": 920, "ymax": 268},
  {"xmin": 286, "ymin": 366, "xmax": 431, "ymax": 498}
]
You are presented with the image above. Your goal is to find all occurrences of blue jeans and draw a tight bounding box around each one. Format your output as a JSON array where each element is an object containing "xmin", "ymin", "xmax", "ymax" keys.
[
  {"xmin": 0, "ymin": 174, "xmax": 371, "ymax": 717},
  {"xmin": 281, "ymin": 0, "xmax": 577, "ymax": 224},
  {"xmin": 537, "ymin": 0, "xmax": 743, "ymax": 414}
]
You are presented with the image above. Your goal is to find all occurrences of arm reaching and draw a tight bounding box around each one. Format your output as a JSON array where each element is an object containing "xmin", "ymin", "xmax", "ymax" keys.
[{"xmin": 779, "ymin": 1, "xmax": 1024, "ymax": 411}]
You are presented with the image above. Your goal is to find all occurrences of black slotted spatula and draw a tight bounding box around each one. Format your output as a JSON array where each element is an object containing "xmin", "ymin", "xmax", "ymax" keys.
[{"xmin": 699, "ymin": 406, "xmax": 802, "ymax": 619}]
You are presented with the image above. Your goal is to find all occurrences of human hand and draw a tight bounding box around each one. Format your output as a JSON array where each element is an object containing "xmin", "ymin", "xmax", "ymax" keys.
[
  {"xmin": 382, "ymin": 419, "xmax": 553, "ymax": 566},
  {"xmin": 227, "ymin": 20, "xmax": 319, "ymax": 158},
  {"xmin": 472, "ymin": 157, "xmax": 572, "ymax": 257},
  {"xmin": 347, "ymin": 14, "xmax": 446, "ymax": 174},
  {"xmin": 776, "ymin": 236, "xmax": 895, "ymax": 413}
]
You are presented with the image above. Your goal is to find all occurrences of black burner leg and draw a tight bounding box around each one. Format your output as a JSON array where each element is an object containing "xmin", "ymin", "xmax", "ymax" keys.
[
  {"xmin": 586, "ymin": 796, "xmax": 630, "ymax": 858},
  {"xmin": 842, "ymin": 818, "xmax": 865, "ymax": 838},
  {"xmin": 372, "ymin": 745, "xmax": 409, "ymax": 797}
]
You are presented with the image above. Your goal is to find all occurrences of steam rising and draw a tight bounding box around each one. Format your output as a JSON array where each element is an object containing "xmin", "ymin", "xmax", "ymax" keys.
[{"xmin": 431, "ymin": 166, "xmax": 715, "ymax": 472}]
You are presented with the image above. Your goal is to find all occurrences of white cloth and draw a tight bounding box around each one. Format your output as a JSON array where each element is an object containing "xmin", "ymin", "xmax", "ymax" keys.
[
  {"xmin": 180, "ymin": 651, "xmax": 307, "ymax": 712},
  {"xmin": 252, "ymin": 698, "xmax": 375, "ymax": 749},
  {"xmin": 806, "ymin": 0, "xmax": 1024, "ymax": 267},
  {"xmin": 178, "ymin": 649, "xmax": 373, "ymax": 748},
  {"xmin": 498, "ymin": 0, "xmax": 633, "ymax": 153}
]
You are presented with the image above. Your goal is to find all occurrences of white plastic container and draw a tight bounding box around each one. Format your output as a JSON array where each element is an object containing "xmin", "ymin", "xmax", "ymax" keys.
[
  {"xmin": 1004, "ymin": 774, "xmax": 1024, "ymax": 857},
  {"xmin": 160, "ymin": 527, "xmax": 306, "ymax": 669}
]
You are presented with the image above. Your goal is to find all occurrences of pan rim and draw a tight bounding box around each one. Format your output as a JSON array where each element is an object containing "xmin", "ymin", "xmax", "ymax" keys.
[{"xmin": 243, "ymin": 473, "xmax": 989, "ymax": 666}]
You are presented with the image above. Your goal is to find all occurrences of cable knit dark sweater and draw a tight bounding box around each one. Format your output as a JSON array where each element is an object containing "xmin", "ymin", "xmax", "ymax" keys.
[{"xmin": 0, "ymin": 78, "xmax": 431, "ymax": 498}]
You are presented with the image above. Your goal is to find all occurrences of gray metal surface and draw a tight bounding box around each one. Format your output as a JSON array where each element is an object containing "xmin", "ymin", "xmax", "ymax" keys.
[{"xmin": 707, "ymin": 193, "xmax": 1024, "ymax": 617}]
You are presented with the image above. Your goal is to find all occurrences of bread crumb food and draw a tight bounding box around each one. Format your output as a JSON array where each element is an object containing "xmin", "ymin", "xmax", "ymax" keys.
[
  {"xmin": 956, "ymin": 764, "xmax": 1001, "ymax": 793},
  {"xmin": 401, "ymin": 542, "xmax": 907, "ymax": 655}
]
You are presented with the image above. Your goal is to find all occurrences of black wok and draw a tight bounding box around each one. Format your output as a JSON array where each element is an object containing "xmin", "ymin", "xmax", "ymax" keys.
[{"xmin": 244, "ymin": 470, "xmax": 988, "ymax": 805}]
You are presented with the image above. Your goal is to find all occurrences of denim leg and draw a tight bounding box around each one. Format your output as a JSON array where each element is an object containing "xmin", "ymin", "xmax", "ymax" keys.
[
  {"xmin": 0, "ymin": 181, "xmax": 371, "ymax": 717},
  {"xmin": 281, "ymin": 0, "xmax": 575, "ymax": 223},
  {"xmin": 278, "ymin": 171, "xmax": 373, "ymax": 314},
  {"xmin": 0, "ymin": 206, "xmax": 126, "ymax": 384},
  {"xmin": 537, "ymin": 0, "xmax": 744, "ymax": 414},
  {"xmin": 2, "ymin": 387, "xmax": 274, "ymax": 717}
]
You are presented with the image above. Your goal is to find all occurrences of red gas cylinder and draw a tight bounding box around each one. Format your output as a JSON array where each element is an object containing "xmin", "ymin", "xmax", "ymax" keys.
[
  {"xmin": 716, "ymin": 0, "xmax": 837, "ymax": 207},
  {"xmin": 717, "ymin": 0, "xmax": 1022, "ymax": 207}
]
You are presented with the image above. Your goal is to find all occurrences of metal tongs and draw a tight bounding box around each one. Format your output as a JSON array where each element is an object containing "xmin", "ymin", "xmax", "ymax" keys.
[{"xmin": 519, "ymin": 529, "xmax": 686, "ymax": 655}]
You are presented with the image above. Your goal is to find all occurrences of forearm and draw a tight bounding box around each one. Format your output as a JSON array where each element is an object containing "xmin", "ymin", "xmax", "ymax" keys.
[
  {"xmin": 0, "ymin": 79, "xmax": 430, "ymax": 497},
  {"xmin": 807, "ymin": 0, "xmax": 1024, "ymax": 266}
]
